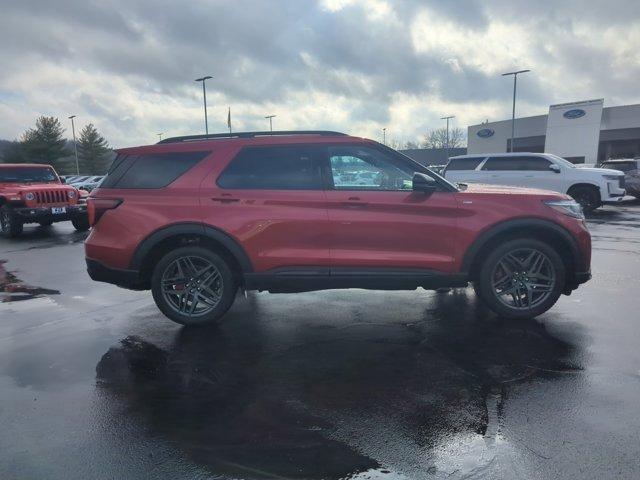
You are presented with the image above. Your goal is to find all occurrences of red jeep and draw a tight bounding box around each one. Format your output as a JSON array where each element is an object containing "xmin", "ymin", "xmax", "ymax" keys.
[
  {"xmin": 85, "ymin": 131, "xmax": 591, "ymax": 325},
  {"xmin": 0, "ymin": 163, "xmax": 89, "ymax": 237}
]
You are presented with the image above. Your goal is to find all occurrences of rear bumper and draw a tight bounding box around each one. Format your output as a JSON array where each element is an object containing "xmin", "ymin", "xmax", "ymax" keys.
[
  {"xmin": 13, "ymin": 204, "xmax": 87, "ymax": 223},
  {"xmin": 86, "ymin": 258, "xmax": 144, "ymax": 290}
]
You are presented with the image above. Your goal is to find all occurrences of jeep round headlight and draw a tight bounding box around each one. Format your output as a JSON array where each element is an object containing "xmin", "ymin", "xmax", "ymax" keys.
[
  {"xmin": 68, "ymin": 190, "xmax": 76, "ymax": 199},
  {"xmin": 25, "ymin": 192, "xmax": 35, "ymax": 201}
]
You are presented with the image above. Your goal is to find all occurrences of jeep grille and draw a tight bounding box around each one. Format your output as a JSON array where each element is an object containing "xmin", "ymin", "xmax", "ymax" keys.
[{"xmin": 33, "ymin": 190, "xmax": 69, "ymax": 205}]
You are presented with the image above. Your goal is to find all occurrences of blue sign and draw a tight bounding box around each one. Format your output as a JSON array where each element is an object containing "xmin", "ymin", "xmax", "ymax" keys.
[
  {"xmin": 477, "ymin": 128, "xmax": 494, "ymax": 138},
  {"xmin": 563, "ymin": 109, "xmax": 586, "ymax": 119}
]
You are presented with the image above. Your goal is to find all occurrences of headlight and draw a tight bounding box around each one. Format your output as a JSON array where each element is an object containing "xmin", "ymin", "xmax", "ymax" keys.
[
  {"xmin": 68, "ymin": 190, "xmax": 76, "ymax": 199},
  {"xmin": 25, "ymin": 192, "xmax": 35, "ymax": 201},
  {"xmin": 543, "ymin": 199, "xmax": 584, "ymax": 219},
  {"xmin": 603, "ymin": 175, "xmax": 622, "ymax": 180}
]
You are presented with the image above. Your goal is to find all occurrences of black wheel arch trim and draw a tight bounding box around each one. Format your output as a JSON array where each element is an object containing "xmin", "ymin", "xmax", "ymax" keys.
[
  {"xmin": 461, "ymin": 217, "xmax": 585, "ymax": 274},
  {"xmin": 129, "ymin": 222, "xmax": 253, "ymax": 273}
]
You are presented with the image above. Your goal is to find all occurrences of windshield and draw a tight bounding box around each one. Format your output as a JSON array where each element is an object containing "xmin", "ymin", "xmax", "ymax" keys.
[
  {"xmin": 547, "ymin": 154, "xmax": 576, "ymax": 168},
  {"xmin": 0, "ymin": 167, "xmax": 58, "ymax": 183},
  {"xmin": 601, "ymin": 161, "xmax": 635, "ymax": 172}
]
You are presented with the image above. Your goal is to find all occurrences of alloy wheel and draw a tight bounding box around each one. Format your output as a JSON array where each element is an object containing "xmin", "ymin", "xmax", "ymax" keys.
[
  {"xmin": 491, "ymin": 248, "xmax": 556, "ymax": 310},
  {"xmin": 160, "ymin": 255, "xmax": 223, "ymax": 316}
]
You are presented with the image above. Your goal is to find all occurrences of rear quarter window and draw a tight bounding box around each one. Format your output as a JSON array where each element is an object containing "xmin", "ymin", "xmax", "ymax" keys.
[
  {"xmin": 446, "ymin": 157, "xmax": 485, "ymax": 171},
  {"xmin": 101, "ymin": 151, "xmax": 209, "ymax": 189}
]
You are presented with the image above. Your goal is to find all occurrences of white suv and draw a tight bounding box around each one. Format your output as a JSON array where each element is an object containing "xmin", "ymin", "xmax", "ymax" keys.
[{"xmin": 444, "ymin": 152, "xmax": 626, "ymax": 212}]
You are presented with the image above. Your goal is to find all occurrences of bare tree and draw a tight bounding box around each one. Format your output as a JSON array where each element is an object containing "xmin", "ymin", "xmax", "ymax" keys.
[{"xmin": 421, "ymin": 127, "xmax": 466, "ymax": 149}]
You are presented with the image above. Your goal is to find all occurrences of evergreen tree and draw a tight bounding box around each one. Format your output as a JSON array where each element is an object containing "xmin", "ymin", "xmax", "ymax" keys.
[
  {"xmin": 77, "ymin": 123, "xmax": 111, "ymax": 174},
  {"xmin": 19, "ymin": 116, "xmax": 69, "ymax": 170}
]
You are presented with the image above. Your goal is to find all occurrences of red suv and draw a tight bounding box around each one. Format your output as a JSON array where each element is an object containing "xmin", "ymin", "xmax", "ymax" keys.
[{"xmin": 85, "ymin": 131, "xmax": 591, "ymax": 325}]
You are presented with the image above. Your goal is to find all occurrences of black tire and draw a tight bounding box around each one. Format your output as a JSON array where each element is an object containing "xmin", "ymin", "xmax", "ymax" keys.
[
  {"xmin": 568, "ymin": 185, "xmax": 601, "ymax": 213},
  {"xmin": 71, "ymin": 217, "xmax": 90, "ymax": 231},
  {"xmin": 473, "ymin": 238, "xmax": 565, "ymax": 319},
  {"xmin": 39, "ymin": 220, "xmax": 53, "ymax": 227},
  {"xmin": 151, "ymin": 246, "xmax": 238, "ymax": 326},
  {"xmin": 0, "ymin": 205, "xmax": 23, "ymax": 238}
]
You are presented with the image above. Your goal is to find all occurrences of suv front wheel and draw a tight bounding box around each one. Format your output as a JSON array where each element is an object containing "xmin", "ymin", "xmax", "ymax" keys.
[
  {"xmin": 474, "ymin": 238, "xmax": 565, "ymax": 319},
  {"xmin": 151, "ymin": 246, "xmax": 238, "ymax": 326}
]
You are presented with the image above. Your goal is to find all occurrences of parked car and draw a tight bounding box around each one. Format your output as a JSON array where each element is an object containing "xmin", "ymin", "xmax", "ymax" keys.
[
  {"xmin": 85, "ymin": 131, "xmax": 591, "ymax": 326},
  {"xmin": 77, "ymin": 176, "xmax": 105, "ymax": 193},
  {"xmin": 0, "ymin": 163, "xmax": 90, "ymax": 237},
  {"xmin": 599, "ymin": 159, "xmax": 640, "ymax": 198},
  {"xmin": 68, "ymin": 176, "xmax": 92, "ymax": 185},
  {"xmin": 73, "ymin": 176, "xmax": 104, "ymax": 191},
  {"xmin": 443, "ymin": 152, "xmax": 626, "ymax": 212}
]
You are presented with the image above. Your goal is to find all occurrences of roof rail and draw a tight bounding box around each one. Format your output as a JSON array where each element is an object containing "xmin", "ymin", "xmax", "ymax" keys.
[{"xmin": 157, "ymin": 130, "xmax": 348, "ymax": 144}]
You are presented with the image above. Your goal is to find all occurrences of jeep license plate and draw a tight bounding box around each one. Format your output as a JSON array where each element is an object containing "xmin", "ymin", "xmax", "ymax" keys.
[{"xmin": 52, "ymin": 207, "xmax": 66, "ymax": 214}]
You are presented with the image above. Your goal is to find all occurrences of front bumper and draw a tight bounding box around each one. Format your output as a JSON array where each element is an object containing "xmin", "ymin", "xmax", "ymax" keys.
[
  {"xmin": 12, "ymin": 204, "xmax": 87, "ymax": 224},
  {"xmin": 86, "ymin": 258, "xmax": 145, "ymax": 290}
]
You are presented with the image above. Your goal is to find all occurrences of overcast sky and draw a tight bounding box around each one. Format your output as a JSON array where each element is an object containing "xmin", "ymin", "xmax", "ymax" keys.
[{"xmin": 1, "ymin": 0, "xmax": 639, "ymax": 147}]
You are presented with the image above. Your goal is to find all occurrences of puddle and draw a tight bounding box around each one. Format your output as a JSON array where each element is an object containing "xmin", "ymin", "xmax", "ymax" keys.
[
  {"xmin": 95, "ymin": 291, "xmax": 585, "ymax": 479},
  {"xmin": 0, "ymin": 259, "xmax": 60, "ymax": 302}
]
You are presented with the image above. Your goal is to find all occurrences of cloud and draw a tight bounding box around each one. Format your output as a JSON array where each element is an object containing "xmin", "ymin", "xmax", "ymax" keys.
[{"xmin": 0, "ymin": 0, "xmax": 639, "ymax": 147}]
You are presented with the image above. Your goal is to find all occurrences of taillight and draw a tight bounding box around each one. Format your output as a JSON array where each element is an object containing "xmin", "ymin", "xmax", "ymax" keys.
[{"xmin": 88, "ymin": 198, "xmax": 122, "ymax": 226}]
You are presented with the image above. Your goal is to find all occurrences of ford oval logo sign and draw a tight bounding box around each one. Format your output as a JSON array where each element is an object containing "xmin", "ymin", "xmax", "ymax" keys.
[
  {"xmin": 563, "ymin": 109, "xmax": 586, "ymax": 119},
  {"xmin": 477, "ymin": 128, "xmax": 494, "ymax": 138}
]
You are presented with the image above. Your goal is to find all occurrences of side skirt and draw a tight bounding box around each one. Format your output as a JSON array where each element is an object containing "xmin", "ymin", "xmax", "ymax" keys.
[{"xmin": 243, "ymin": 267, "xmax": 468, "ymax": 293}]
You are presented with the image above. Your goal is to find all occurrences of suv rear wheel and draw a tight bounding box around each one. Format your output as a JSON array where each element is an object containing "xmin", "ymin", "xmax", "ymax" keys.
[
  {"xmin": 474, "ymin": 238, "xmax": 565, "ymax": 319},
  {"xmin": 0, "ymin": 205, "xmax": 23, "ymax": 238},
  {"xmin": 151, "ymin": 246, "xmax": 238, "ymax": 326}
]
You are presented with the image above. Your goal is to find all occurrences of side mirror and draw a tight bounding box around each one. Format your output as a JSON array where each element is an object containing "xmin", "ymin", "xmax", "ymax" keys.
[
  {"xmin": 412, "ymin": 173, "xmax": 437, "ymax": 194},
  {"xmin": 549, "ymin": 164, "xmax": 561, "ymax": 173},
  {"xmin": 60, "ymin": 177, "xmax": 66, "ymax": 184}
]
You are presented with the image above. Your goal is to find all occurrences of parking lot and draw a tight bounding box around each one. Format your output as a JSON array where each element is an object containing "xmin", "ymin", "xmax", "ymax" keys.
[{"xmin": 1, "ymin": 200, "xmax": 639, "ymax": 479}]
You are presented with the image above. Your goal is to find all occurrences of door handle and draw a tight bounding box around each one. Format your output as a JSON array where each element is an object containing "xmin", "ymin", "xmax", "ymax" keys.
[
  {"xmin": 211, "ymin": 196, "xmax": 240, "ymax": 203},
  {"xmin": 341, "ymin": 197, "xmax": 369, "ymax": 208}
]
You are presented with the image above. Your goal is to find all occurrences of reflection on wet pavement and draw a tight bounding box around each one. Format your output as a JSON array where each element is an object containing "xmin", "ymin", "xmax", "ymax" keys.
[
  {"xmin": 95, "ymin": 290, "xmax": 582, "ymax": 479},
  {"xmin": 0, "ymin": 259, "xmax": 60, "ymax": 302}
]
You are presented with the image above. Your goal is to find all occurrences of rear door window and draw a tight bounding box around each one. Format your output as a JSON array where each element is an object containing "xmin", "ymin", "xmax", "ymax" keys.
[
  {"xmin": 217, "ymin": 145, "xmax": 323, "ymax": 190},
  {"xmin": 445, "ymin": 157, "xmax": 485, "ymax": 171},
  {"xmin": 482, "ymin": 156, "xmax": 551, "ymax": 171},
  {"xmin": 101, "ymin": 151, "xmax": 209, "ymax": 189}
]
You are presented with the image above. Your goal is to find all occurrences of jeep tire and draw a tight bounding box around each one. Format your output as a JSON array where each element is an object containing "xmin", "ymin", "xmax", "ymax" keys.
[
  {"xmin": 0, "ymin": 205, "xmax": 23, "ymax": 238},
  {"xmin": 72, "ymin": 217, "xmax": 90, "ymax": 232}
]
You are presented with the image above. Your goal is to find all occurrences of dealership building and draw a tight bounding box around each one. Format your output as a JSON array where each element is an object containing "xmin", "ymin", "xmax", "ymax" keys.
[{"xmin": 467, "ymin": 99, "xmax": 640, "ymax": 164}]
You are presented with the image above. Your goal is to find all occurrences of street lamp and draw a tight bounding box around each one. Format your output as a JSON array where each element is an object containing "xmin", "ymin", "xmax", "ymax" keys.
[
  {"xmin": 68, "ymin": 115, "xmax": 79, "ymax": 175},
  {"xmin": 195, "ymin": 75, "xmax": 213, "ymax": 135},
  {"xmin": 265, "ymin": 115, "xmax": 276, "ymax": 132},
  {"xmin": 440, "ymin": 115, "xmax": 455, "ymax": 150},
  {"xmin": 382, "ymin": 127, "xmax": 386, "ymax": 145},
  {"xmin": 157, "ymin": 132, "xmax": 163, "ymax": 141},
  {"xmin": 502, "ymin": 69, "xmax": 530, "ymax": 152}
]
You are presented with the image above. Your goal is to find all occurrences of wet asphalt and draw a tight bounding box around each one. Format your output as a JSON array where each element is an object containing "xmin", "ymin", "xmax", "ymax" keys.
[{"xmin": 1, "ymin": 201, "xmax": 640, "ymax": 480}]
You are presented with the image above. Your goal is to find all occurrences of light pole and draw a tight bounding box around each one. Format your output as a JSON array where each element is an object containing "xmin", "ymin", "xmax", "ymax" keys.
[
  {"xmin": 195, "ymin": 76, "xmax": 213, "ymax": 135},
  {"xmin": 157, "ymin": 132, "xmax": 163, "ymax": 141},
  {"xmin": 68, "ymin": 115, "xmax": 79, "ymax": 175},
  {"xmin": 502, "ymin": 69, "xmax": 530, "ymax": 152},
  {"xmin": 382, "ymin": 127, "xmax": 386, "ymax": 145},
  {"xmin": 440, "ymin": 115, "xmax": 455, "ymax": 151},
  {"xmin": 265, "ymin": 115, "xmax": 276, "ymax": 132}
]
